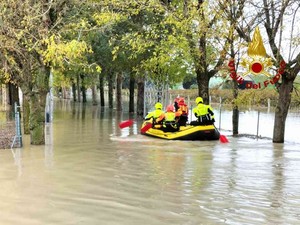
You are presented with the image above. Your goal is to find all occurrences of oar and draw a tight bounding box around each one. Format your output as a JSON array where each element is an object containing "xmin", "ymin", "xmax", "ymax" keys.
[
  {"xmin": 140, "ymin": 122, "xmax": 152, "ymax": 133},
  {"xmin": 119, "ymin": 119, "xmax": 134, "ymax": 129},
  {"xmin": 214, "ymin": 124, "xmax": 229, "ymax": 143},
  {"xmin": 219, "ymin": 134, "xmax": 229, "ymax": 143},
  {"xmin": 118, "ymin": 119, "xmax": 152, "ymax": 133},
  {"xmin": 119, "ymin": 120, "xmax": 152, "ymax": 133}
]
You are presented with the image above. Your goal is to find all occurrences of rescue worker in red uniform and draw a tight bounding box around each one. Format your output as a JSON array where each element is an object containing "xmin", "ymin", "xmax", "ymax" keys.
[{"xmin": 176, "ymin": 97, "xmax": 189, "ymax": 126}]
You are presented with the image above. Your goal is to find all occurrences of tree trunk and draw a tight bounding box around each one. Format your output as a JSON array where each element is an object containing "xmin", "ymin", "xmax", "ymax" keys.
[
  {"xmin": 77, "ymin": 74, "xmax": 81, "ymax": 102},
  {"xmin": 196, "ymin": 69, "xmax": 210, "ymax": 104},
  {"xmin": 116, "ymin": 72, "xmax": 122, "ymax": 111},
  {"xmin": 91, "ymin": 85, "xmax": 97, "ymax": 105},
  {"xmin": 99, "ymin": 75, "xmax": 105, "ymax": 107},
  {"xmin": 23, "ymin": 93, "xmax": 30, "ymax": 134},
  {"xmin": 129, "ymin": 74, "xmax": 135, "ymax": 113},
  {"xmin": 7, "ymin": 82, "xmax": 19, "ymax": 106},
  {"xmin": 29, "ymin": 92, "xmax": 47, "ymax": 145},
  {"xmin": 232, "ymin": 106, "xmax": 239, "ymax": 135},
  {"xmin": 273, "ymin": 72, "xmax": 294, "ymax": 143},
  {"xmin": 81, "ymin": 86, "xmax": 87, "ymax": 103},
  {"xmin": 80, "ymin": 74, "xmax": 86, "ymax": 103},
  {"xmin": 108, "ymin": 72, "xmax": 114, "ymax": 109},
  {"xmin": 28, "ymin": 63, "xmax": 50, "ymax": 145},
  {"xmin": 196, "ymin": 31, "xmax": 210, "ymax": 104},
  {"xmin": 72, "ymin": 82, "xmax": 77, "ymax": 102},
  {"xmin": 136, "ymin": 76, "xmax": 145, "ymax": 116},
  {"xmin": 0, "ymin": 85, "xmax": 2, "ymax": 103},
  {"xmin": 62, "ymin": 87, "xmax": 67, "ymax": 99},
  {"xmin": 232, "ymin": 81, "xmax": 239, "ymax": 135}
]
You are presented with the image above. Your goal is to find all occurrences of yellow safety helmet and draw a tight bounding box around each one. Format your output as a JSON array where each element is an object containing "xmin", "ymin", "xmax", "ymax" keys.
[
  {"xmin": 155, "ymin": 102, "xmax": 163, "ymax": 110},
  {"xmin": 195, "ymin": 97, "xmax": 203, "ymax": 104}
]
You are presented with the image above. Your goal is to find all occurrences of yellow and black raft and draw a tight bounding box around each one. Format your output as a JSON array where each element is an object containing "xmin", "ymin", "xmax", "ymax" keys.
[{"xmin": 140, "ymin": 121, "xmax": 220, "ymax": 141}]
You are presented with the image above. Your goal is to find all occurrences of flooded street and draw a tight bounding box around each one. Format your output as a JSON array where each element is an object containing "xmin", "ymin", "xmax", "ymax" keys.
[{"xmin": 0, "ymin": 100, "xmax": 300, "ymax": 224}]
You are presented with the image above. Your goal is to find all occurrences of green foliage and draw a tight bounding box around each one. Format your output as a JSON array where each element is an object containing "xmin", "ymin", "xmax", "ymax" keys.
[
  {"xmin": 43, "ymin": 36, "xmax": 93, "ymax": 68},
  {"xmin": 93, "ymin": 12, "xmax": 125, "ymax": 26},
  {"xmin": 182, "ymin": 75, "xmax": 197, "ymax": 89},
  {"xmin": 102, "ymin": 0, "xmax": 194, "ymax": 85}
]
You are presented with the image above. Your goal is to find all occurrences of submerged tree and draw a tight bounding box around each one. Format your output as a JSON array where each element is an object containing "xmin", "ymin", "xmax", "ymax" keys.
[
  {"xmin": 0, "ymin": 0, "xmax": 63, "ymax": 144},
  {"xmin": 230, "ymin": 0, "xmax": 300, "ymax": 143},
  {"xmin": 96, "ymin": 0, "xmax": 192, "ymax": 115},
  {"xmin": 178, "ymin": 0, "xmax": 229, "ymax": 104},
  {"xmin": 0, "ymin": 0, "xmax": 95, "ymax": 144},
  {"xmin": 217, "ymin": 0, "xmax": 253, "ymax": 136},
  {"xmin": 264, "ymin": 0, "xmax": 300, "ymax": 143}
]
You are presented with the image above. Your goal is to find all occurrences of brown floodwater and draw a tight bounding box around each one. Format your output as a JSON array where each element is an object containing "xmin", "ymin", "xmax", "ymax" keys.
[{"xmin": 0, "ymin": 100, "xmax": 300, "ymax": 224}]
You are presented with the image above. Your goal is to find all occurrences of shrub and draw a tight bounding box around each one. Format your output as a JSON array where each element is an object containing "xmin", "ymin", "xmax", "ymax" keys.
[{"xmin": 169, "ymin": 87, "xmax": 300, "ymax": 108}]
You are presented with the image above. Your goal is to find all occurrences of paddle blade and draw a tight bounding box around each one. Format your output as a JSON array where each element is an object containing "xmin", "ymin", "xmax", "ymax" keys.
[
  {"xmin": 220, "ymin": 134, "xmax": 229, "ymax": 143},
  {"xmin": 119, "ymin": 120, "xmax": 134, "ymax": 129},
  {"xmin": 141, "ymin": 123, "xmax": 152, "ymax": 133}
]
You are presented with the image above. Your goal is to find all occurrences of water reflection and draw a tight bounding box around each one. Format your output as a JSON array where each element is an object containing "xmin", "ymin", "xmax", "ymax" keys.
[
  {"xmin": 267, "ymin": 145, "xmax": 285, "ymax": 224},
  {"xmin": 146, "ymin": 148, "xmax": 185, "ymax": 189},
  {"xmin": 0, "ymin": 100, "xmax": 300, "ymax": 224},
  {"xmin": 215, "ymin": 107, "xmax": 300, "ymax": 143},
  {"xmin": 10, "ymin": 148, "xmax": 22, "ymax": 177},
  {"xmin": 45, "ymin": 124, "xmax": 54, "ymax": 168}
]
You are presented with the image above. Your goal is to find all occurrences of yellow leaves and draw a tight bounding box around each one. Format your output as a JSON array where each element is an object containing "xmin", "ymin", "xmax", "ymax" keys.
[
  {"xmin": 93, "ymin": 12, "xmax": 124, "ymax": 26},
  {"xmin": 0, "ymin": 69, "xmax": 11, "ymax": 84},
  {"xmin": 41, "ymin": 34, "xmax": 102, "ymax": 79},
  {"xmin": 42, "ymin": 35, "xmax": 93, "ymax": 69},
  {"xmin": 0, "ymin": 52, "xmax": 18, "ymax": 83},
  {"xmin": 112, "ymin": 45, "xmax": 119, "ymax": 61},
  {"xmin": 95, "ymin": 65, "xmax": 102, "ymax": 73}
]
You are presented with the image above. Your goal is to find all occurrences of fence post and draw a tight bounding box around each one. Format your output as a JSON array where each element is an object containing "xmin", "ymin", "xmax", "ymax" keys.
[
  {"xmin": 219, "ymin": 97, "xmax": 222, "ymax": 130},
  {"xmin": 11, "ymin": 102, "xmax": 22, "ymax": 148},
  {"xmin": 256, "ymin": 110, "xmax": 260, "ymax": 139}
]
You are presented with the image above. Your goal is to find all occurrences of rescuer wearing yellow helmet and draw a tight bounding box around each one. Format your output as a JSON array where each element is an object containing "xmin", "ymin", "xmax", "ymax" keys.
[
  {"xmin": 191, "ymin": 97, "xmax": 215, "ymax": 125},
  {"xmin": 145, "ymin": 102, "xmax": 165, "ymax": 128}
]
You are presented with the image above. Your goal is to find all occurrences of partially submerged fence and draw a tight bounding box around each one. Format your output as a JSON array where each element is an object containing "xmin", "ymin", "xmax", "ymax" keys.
[
  {"xmin": 0, "ymin": 103, "xmax": 22, "ymax": 149},
  {"xmin": 11, "ymin": 103, "xmax": 22, "ymax": 148}
]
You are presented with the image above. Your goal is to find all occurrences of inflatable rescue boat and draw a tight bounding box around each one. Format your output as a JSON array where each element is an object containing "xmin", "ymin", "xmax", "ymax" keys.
[{"xmin": 140, "ymin": 121, "xmax": 220, "ymax": 141}]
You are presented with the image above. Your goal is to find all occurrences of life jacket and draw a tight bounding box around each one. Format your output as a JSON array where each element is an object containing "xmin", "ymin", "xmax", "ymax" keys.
[
  {"xmin": 178, "ymin": 103, "xmax": 188, "ymax": 115},
  {"xmin": 193, "ymin": 103, "xmax": 209, "ymax": 116},
  {"xmin": 164, "ymin": 112, "xmax": 176, "ymax": 121},
  {"xmin": 192, "ymin": 103, "xmax": 215, "ymax": 121},
  {"xmin": 153, "ymin": 109, "xmax": 164, "ymax": 119},
  {"xmin": 161, "ymin": 112, "xmax": 180, "ymax": 130},
  {"xmin": 145, "ymin": 109, "xmax": 164, "ymax": 120}
]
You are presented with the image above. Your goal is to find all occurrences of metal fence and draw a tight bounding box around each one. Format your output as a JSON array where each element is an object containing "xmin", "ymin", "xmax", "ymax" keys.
[
  {"xmin": 0, "ymin": 103, "xmax": 22, "ymax": 149},
  {"xmin": 11, "ymin": 103, "xmax": 22, "ymax": 148}
]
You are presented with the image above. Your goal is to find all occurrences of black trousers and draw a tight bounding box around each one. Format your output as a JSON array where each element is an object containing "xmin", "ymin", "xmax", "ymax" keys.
[
  {"xmin": 178, "ymin": 115, "xmax": 188, "ymax": 126},
  {"xmin": 190, "ymin": 115, "xmax": 214, "ymax": 126},
  {"xmin": 162, "ymin": 121, "xmax": 179, "ymax": 132}
]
